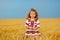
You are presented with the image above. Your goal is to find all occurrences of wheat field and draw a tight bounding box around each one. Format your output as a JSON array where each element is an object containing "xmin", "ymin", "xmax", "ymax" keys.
[{"xmin": 0, "ymin": 18, "xmax": 60, "ymax": 40}]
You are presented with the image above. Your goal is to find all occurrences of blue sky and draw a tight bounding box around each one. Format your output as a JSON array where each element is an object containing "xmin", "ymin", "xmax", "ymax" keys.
[{"xmin": 0, "ymin": 0, "xmax": 60, "ymax": 18}]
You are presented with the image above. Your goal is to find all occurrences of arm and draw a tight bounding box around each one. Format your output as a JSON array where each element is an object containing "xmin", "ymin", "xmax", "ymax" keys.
[
  {"xmin": 34, "ymin": 25, "xmax": 40, "ymax": 29},
  {"xmin": 26, "ymin": 26, "xmax": 32, "ymax": 29},
  {"xmin": 33, "ymin": 20, "xmax": 40, "ymax": 30},
  {"xmin": 25, "ymin": 20, "xmax": 32, "ymax": 29}
]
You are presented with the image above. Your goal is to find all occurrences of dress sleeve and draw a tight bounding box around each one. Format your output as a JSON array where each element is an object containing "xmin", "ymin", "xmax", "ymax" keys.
[
  {"xmin": 35, "ymin": 20, "xmax": 40, "ymax": 27},
  {"xmin": 25, "ymin": 20, "xmax": 30, "ymax": 27}
]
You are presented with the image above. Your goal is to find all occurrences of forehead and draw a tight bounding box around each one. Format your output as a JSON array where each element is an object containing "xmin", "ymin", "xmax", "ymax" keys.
[{"xmin": 30, "ymin": 11, "xmax": 35, "ymax": 14}]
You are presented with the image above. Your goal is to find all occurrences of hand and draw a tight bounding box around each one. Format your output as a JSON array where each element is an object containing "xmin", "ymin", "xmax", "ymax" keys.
[
  {"xmin": 29, "ymin": 27, "xmax": 33, "ymax": 30},
  {"xmin": 33, "ymin": 25, "xmax": 35, "ymax": 28}
]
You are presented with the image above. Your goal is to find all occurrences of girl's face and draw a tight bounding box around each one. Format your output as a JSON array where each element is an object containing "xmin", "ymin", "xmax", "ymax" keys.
[{"xmin": 30, "ymin": 11, "xmax": 36, "ymax": 18}]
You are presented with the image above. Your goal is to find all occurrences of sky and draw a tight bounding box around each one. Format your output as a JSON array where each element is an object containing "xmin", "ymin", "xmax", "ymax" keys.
[{"xmin": 0, "ymin": 0, "xmax": 60, "ymax": 18}]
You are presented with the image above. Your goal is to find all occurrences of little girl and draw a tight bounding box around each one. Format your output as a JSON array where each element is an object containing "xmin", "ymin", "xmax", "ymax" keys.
[{"xmin": 25, "ymin": 8, "xmax": 40, "ymax": 37}]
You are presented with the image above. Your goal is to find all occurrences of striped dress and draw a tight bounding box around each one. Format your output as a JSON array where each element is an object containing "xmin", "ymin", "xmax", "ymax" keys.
[{"xmin": 25, "ymin": 18, "xmax": 40, "ymax": 36}]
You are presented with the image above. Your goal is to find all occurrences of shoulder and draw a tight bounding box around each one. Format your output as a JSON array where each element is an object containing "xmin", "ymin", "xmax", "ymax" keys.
[
  {"xmin": 26, "ymin": 18, "xmax": 31, "ymax": 22},
  {"xmin": 35, "ymin": 18, "xmax": 40, "ymax": 23},
  {"xmin": 35, "ymin": 19, "xmax": 39, "ymax": 22},
  {"xmin": 34, "ymin": 18, "xmax": 38, "ymax": 22}
]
